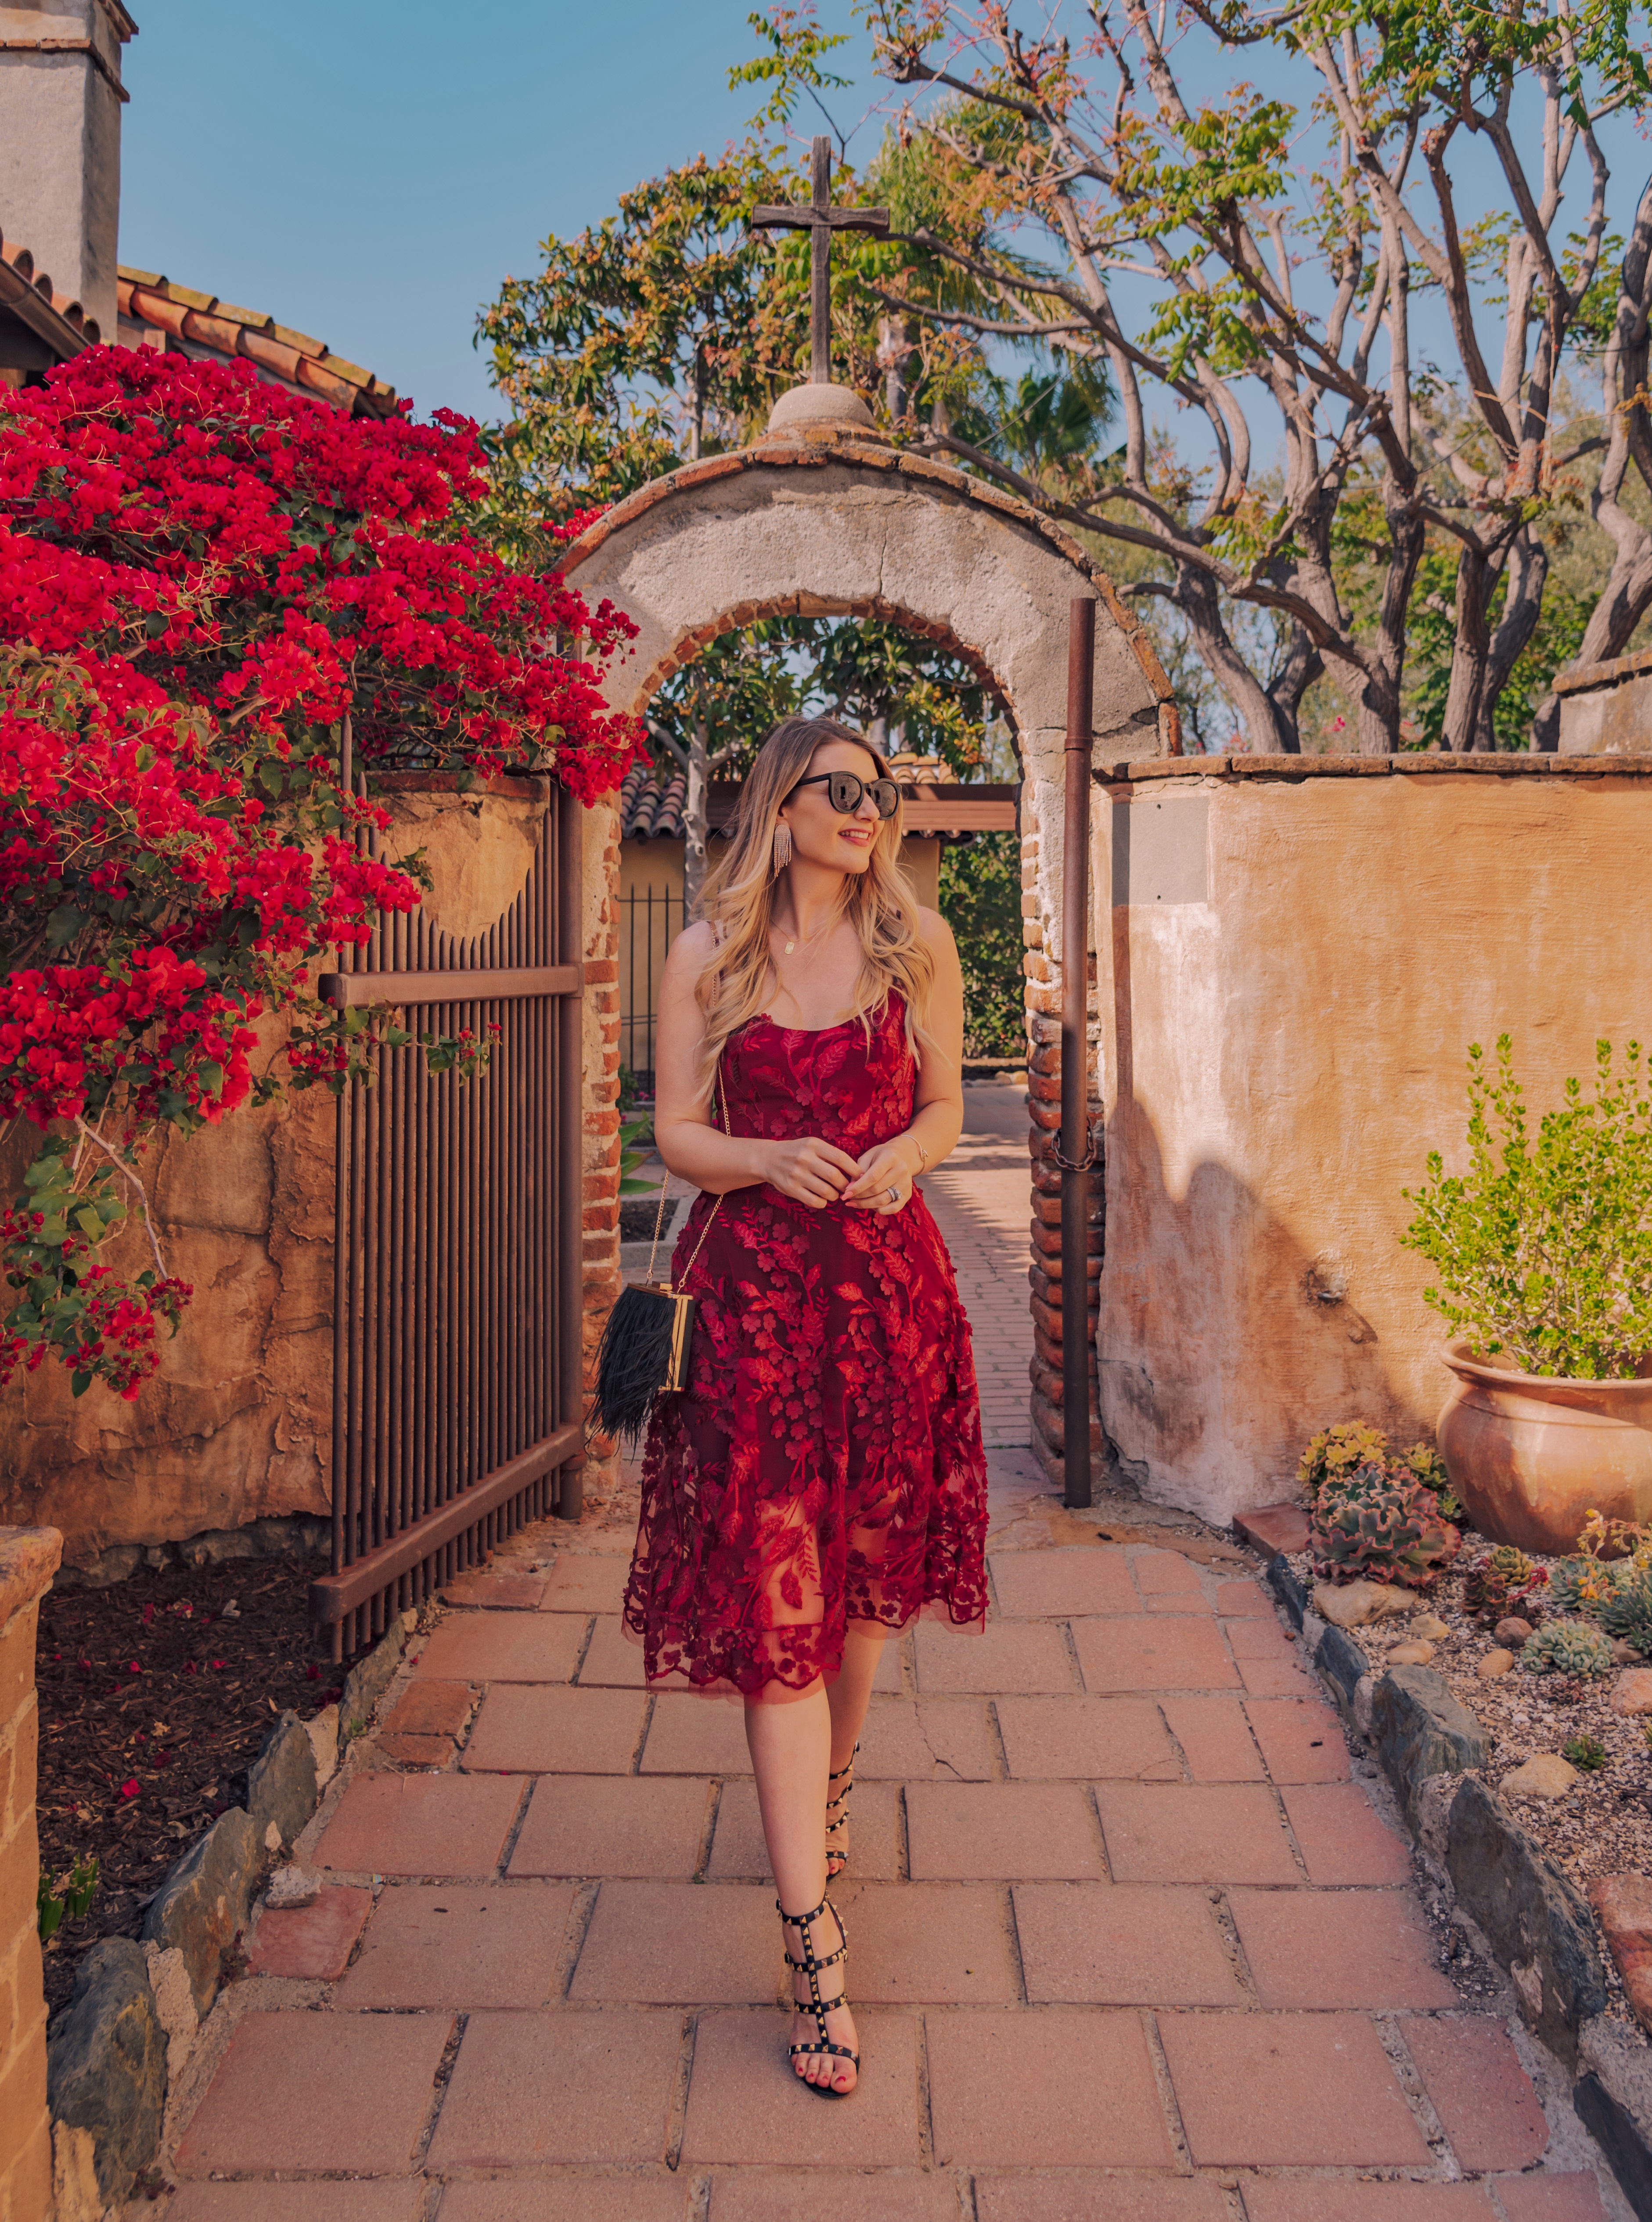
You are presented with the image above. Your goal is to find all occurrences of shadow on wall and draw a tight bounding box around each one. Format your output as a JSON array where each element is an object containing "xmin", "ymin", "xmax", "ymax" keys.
[{"xmin": 1101, "ymin": 900, "xmax": 1430, "ymax": 1523}]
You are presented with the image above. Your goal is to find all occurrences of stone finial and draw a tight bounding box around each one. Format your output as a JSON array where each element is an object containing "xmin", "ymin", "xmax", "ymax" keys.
[{"xmin": 766, "ymin": 382, "xmax": 876, "ymax": 435}]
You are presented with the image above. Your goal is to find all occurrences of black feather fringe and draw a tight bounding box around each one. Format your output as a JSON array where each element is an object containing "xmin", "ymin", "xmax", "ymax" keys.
[{"xmin": 593, "ymin": 1285, "xmax": 680, "ymax": 1448}]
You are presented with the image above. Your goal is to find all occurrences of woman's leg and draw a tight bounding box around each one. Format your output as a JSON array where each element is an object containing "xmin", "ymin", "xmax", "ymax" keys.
[
  {"xmin": 824, "ymin": 1623, "xmax": 886, "ymax": 1770},
  {"xmin": 745, "ymin": 1681, "xmax": 858, "ymax": 2093}
]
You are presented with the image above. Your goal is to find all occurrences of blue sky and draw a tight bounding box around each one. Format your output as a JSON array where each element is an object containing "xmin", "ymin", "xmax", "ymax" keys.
[{"xmin": 117, "ymin": 1, "xmax": 881, "ymax": 423}]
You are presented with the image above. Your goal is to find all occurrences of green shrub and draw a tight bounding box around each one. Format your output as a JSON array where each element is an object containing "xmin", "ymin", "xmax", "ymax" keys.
[{"xmin": 1403, "ymin": 1035, "xmax": 1652, "ymax": 1379}]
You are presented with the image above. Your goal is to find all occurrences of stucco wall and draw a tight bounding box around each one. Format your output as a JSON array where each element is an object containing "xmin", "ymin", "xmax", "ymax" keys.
[{"xmin": 1098, "ymin": 758, "xmax": 1652, "ymax": 1525}]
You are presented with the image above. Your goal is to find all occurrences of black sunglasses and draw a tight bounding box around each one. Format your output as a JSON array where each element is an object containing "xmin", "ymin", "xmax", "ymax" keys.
[{"xmin": 788, "ymin": 770, "xmax": 900, "ymax": 819}]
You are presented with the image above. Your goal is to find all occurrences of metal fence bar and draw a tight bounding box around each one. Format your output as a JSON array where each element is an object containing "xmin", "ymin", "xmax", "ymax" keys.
[
  {"xmin": 313, "ymin": 781, "xmax": 584, "ymax": 1646},
  {"xmin": 619, "ymin": 881, "xmax": 687, "ymax": 1089}
]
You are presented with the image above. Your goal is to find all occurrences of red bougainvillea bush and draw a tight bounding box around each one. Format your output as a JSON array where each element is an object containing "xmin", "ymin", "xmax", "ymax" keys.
[{"xmin": 0, "ymin": 347, "xmax": 637, "ymax": 1398}]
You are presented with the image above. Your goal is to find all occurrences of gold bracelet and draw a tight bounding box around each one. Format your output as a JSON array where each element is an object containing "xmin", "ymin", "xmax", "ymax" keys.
[{"xmin": 911, "ymin": 1134, "xmax": 929, "ymax": 1172}]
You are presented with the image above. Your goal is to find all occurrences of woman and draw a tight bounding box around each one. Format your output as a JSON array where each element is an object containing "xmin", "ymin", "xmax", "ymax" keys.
[{"xmin": 622, "ymin": 714, "xmax": 990, "ymax": 2098}]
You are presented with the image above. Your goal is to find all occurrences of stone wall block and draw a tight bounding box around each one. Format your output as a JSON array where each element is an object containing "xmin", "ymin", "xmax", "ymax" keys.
[
  {"xmin": 141, "ymin": 1808, "xmax": 262, "ymax": 2018},
  {"xmin": 1445, "ymin": 1775, "xmax": 1606, "ymax": 2064},
  {"xmin": 245, "ymin": 1711, "xmax": 319, "ymax": 1855},
  {"xmin": 44, "ymin": 1940, "xmax": 165, "ymax": 2210}
]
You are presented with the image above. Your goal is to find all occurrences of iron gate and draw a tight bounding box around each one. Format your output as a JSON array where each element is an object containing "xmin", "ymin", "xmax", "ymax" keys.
[{"xmin": 309, "ymin": 776, "xmax": 585, "ymax": 1661}]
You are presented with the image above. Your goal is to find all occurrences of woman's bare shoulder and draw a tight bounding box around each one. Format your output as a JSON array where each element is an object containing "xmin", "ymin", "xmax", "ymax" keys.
[
  {"xmin": 661, "ymin": 917, "xmax": 721, "ymax": 988},
  {"xmin": 915, "ymin": 904, "xmax": 958, "ymax": 951}
]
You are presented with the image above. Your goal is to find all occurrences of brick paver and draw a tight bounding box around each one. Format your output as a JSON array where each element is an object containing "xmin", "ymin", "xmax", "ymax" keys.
[{"xmin": 165, "ymin": 1125, "xmax": 1624, "ymax": 2216}]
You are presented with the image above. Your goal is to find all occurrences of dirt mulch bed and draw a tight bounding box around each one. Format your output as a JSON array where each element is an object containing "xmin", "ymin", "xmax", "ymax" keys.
[
  {"xmin": 34, "ymin": 1558, "xmax": 341, "ymax": 2023},
  {"xmin": 1288, "ymin": 1541, "xmax": 1652, "ymax": 2031}
]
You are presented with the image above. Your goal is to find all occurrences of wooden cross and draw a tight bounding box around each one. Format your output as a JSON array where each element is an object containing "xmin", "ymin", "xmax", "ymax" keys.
[{"xmin": 752, "ymin": 136, "xmax": 889, "ymax": 388}]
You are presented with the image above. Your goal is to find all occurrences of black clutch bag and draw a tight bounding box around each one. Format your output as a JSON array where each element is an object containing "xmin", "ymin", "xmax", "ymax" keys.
[{"xmin": 591, "ymin": 1071, "xmax": 725, "ymax": 1448}]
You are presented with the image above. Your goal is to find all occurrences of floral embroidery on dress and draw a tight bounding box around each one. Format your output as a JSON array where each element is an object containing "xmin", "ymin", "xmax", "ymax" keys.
[{"xmin": 623, "ymin": 991, "xmax": 990, "ymax": 1697}]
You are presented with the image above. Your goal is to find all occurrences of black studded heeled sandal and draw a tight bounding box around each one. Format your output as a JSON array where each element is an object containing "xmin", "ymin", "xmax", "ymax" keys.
[
  {"xmin": 779, "ymin": 1893, "xmax": 858, "ymax": 2099},
  {"xmin": 824, "ymin": 1741, "xmax": 859, "ymax": 1881}
]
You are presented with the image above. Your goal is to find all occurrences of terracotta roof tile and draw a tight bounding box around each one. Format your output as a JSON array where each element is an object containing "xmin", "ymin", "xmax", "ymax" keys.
[
  {"xmin": 115, "ymin": 267, "xmax": 397, "ymax": 418},
  {"xmin": 0, "ymin": 228, "xmax": 100, "ymax": 354}
]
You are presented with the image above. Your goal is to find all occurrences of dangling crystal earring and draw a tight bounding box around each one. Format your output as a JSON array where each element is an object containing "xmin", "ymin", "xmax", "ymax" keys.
[{"xmin": 772, "ymin": 820, "xmax": 793, "ymax": 873}]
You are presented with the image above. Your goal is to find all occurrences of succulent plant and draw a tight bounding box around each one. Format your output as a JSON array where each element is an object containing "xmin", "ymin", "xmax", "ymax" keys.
[
  {"xmin": 1599, "ymin": 1575, "xmax": 1652, "ymax": 1653},
  {"xmin": 1309, "ymin": 1462, "xmax": 1462, "ymax": 1588},
  {"xmin": 1462, "ymin": 1545, "xmax": 1547, "ymax": 1625},
  {"xmin": 1562, "ymin": 1734, "xmax": 1610, "ymax": 1771},
  {"xmin": 1521, "ymin": 1619, "xmax": 1615, "ymax": 1677},
  {"xmin": 1548, "ymin": 1555, "xmax": 1638, "ymax": 1620},
  {"xmin": 1299, "ymin": 1424, "xmax": 1394, "ymax": 1507}
]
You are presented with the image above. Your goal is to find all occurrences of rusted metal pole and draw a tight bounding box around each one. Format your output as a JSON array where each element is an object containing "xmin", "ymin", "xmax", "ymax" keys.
[{"xmin": 1062, "ymin": 599, "xmax": 1095, "ymax": 1510}]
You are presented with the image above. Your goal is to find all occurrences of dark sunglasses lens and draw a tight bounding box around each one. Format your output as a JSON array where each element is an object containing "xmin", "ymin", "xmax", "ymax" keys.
[
  {"xmin": 828, "ymin": 772, "xmax": 861, "ymax": 812},
  {"xmin": 869, "ymin": 780, "xmax": 899, "ymax": 818}
]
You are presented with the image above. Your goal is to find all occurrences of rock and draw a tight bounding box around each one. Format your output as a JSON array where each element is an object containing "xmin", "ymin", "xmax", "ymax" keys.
[
  {"xmin": 1588, "ymin": 1875, "xmax": 1652, "ymax": 2035},
  {"xmin": 1388, "ymin": 1639, "xmax": 1435, "ymax": 1665},
  {"xmin": 1446, "ymin": 1775, "xmax": 1607, "ymax": 2064},
  {"xmin": 1610, "ymin": 1669, "xmax": 1652, "ymax": 1717},
  {"xmin": 1577, "ymin": 2014, "xmax": 1652, "ymax": 2218},
  {"xmin": 1413, "ymin": 1773, "xmax": 1462, "ymax": 1863},
  {"xmin": 1410, "ymin": 1613, "xmax": 1451, "ymax": 1642},
  {"xmin": 1268, "ymin": 1557, "xmax": 1308, "ymax": 1629},
  {"xmin": 266, "ymin": 1864, "xmax": 321, "ymax": 1911},
  {"xmin": 306, "ymin": 1702, "xmax": 339, "ymax": 1787},
  {"xmin": 247, "ymin": 1710, "xmax": 318, "ymax": 1853},
  {"xmin": 1312, "ymin": 1579, "xmax": 1415, "ymax": 1629},
  {"xmin": 1313, "ymin": 1622, "xmax": 1370, "ymax": 1713},
  {"xmin": 1502, "ymin": 1753, "xmax": 1579, "ymax": 1799},
  {"xmin": 1353, "ymin": 1674, "xmax": 1375, "ymax": 1738},
  {"xmin": 45, "ymin": 1939, "xmax": 166, "ymax": 2208},
  {"xmin": 1613, "ymin": 1638, "xmax": 1643, "ymax": 1666},
  {"xmin": 140, "ymin": 1942, "xmax": 197, "ymax": 2089},
  {"xmin": 142, "ymin": 1805, "xmax": 261, "ymax": 2016},
  {"xmin": 340, "ymin": 1617, "xmax": 408, "ymax": 1734},
  {"xmin": 1370, "ymin": 1664, "xmax": 1492, "ymax": 1822},
  {"xmin": 1495, "ymin": 1618, "xmax": 1533, "ymax": 1646},
  {"xmin": 1478, "ymin": 1648, "xmax": 1517, "ymax": 1678}
]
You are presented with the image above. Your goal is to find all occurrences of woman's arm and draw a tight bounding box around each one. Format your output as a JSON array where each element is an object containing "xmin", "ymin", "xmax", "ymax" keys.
[
  {"xmin": 650, "ymin": 922, "xmax": 864, "ymax": 1207},
  {"xmin": 842, "ymin": 907, "xmax": 967, "ymax": 1208}
]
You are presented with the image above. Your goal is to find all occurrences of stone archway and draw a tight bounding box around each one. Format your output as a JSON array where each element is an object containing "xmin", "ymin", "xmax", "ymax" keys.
[{"xmin": 561, "ymin": 401, "xmax": 1178, "ymax": 1491}]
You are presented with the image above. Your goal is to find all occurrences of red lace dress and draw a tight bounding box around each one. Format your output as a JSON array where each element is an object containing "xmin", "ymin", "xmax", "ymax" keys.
[{"xmin": 622, "ymin": 990, "xmax": 990, "ymax": 1698}]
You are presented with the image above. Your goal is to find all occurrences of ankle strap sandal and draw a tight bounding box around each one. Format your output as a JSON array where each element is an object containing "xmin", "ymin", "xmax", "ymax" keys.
[
  {"xmin": 778, "ymin": 1893, "xmax": 858, "ymax": 2098},
  {"xmin": 825, "ymin": 1741, "xmax": 859, "ymax": 1881}
]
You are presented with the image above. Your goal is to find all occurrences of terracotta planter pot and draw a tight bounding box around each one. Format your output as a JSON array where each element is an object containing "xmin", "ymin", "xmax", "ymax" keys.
[{"xmin": 1436, "ymin": 1340, "xmax": 1652, "ymax": 1556}]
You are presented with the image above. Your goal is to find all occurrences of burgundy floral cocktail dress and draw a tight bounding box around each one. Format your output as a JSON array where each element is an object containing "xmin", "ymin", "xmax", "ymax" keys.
[{"xmin": 623, "ymin": 991, "xmax": 990, "ymax": 1697}]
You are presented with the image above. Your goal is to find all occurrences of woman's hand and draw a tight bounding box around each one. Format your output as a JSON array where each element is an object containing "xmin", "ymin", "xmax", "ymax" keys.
[
  {"xmin": 842, "ymin": 1140, "xmax": 918, "ymax": 1214},
  {"xmin": 762, "ymin": 1135, "xmax": 864, "ymax": 1208}
]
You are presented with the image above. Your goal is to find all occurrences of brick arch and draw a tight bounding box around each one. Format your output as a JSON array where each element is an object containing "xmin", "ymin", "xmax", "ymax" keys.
[{"xmin": 561, "ymin": 430, "xmax": 1179, "ymax": 1493}]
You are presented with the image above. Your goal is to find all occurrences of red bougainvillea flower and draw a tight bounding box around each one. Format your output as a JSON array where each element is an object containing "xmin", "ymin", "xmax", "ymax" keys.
[{"xmin": 0, "ymin": 350, "xmax": 640, "ymax": 1399}]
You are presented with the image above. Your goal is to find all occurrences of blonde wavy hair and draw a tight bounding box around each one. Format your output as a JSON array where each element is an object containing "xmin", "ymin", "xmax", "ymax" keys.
[{"xmin": 691, "ymin": 715, "xmax": 941, "ymax": 1096}]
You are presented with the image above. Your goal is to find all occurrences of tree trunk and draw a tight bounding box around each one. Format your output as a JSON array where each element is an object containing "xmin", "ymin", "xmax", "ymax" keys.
[
  {"xmin": 1474, "ymin": 527, "xmax": 1547, "ymax": 752},
  {"xmin": 1442, "ymin": 538, "xmax": 1493, "ymax": 752},
  {"xmin": 1175, "ymin": 565, "xmax": 1297, "ymax": 752},
  {"xmin": 683, "ymin": 714, "xmax": 710, "ymax": 915}
]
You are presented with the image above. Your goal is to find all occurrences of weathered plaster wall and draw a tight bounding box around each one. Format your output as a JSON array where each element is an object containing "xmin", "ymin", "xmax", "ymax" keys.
[
  {"xmin": 1098, "ymin": 760, "xmax": 1652, "ymax": 1526},
  {"xmin": 1558, "ymin": 659, "xmax": 1652, "ymax": 754},
  {"xmin": 0, "ymin": 784, "xmax": 581, "ymax": 1564}
]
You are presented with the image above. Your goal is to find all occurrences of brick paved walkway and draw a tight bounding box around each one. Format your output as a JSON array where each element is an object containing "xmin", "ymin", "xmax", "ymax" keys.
[
  {"xmin": 151, "ymin": 1474, "xmax": 1624, "ymax": 2219},
  {"xmin": 144, "ymin": 1088, "xmax": 1625, "ymax": 2220}
]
